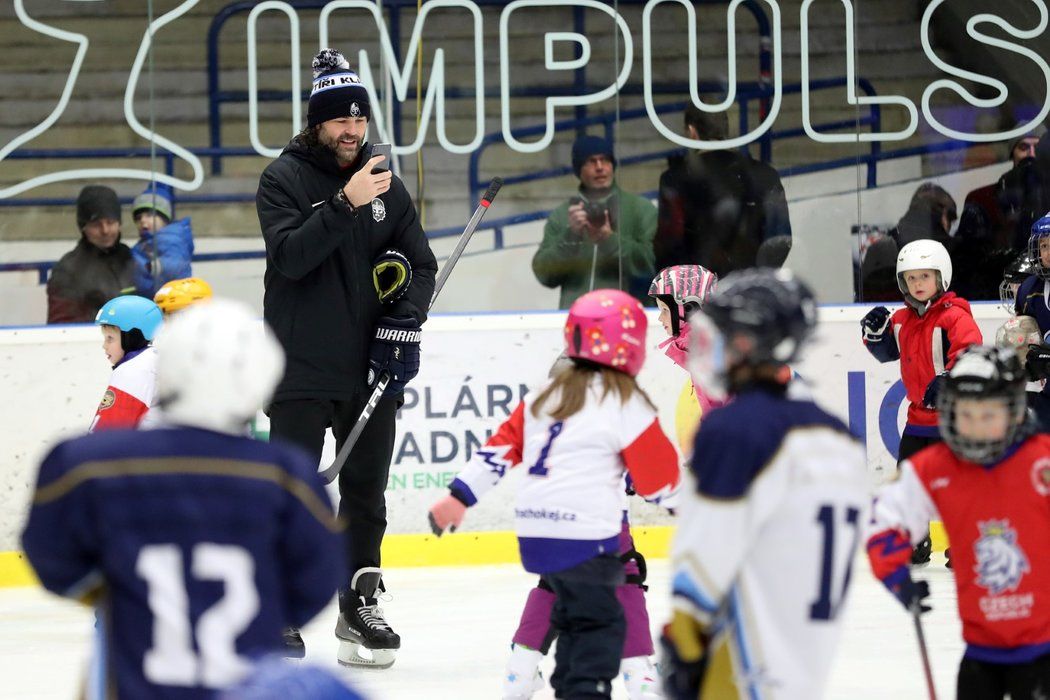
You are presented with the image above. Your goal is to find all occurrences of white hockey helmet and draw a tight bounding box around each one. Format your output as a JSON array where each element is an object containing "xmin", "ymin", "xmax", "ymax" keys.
[
  {"xmin": 896, "ymin": 239, "xmax": 952, "ymax": 297},
  {"xmin": 154, "ymin": 298, "xmax": 284, "ymax": 434}
]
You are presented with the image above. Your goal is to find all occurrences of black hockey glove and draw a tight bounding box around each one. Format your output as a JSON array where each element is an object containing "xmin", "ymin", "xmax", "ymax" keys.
[
  {"xmin": 892, "ymin": 576, "xmax": 932, "ymax": 615},
  {"xmin": 660, "ymin": 613, "xmax": 709, "ymax": 700},
  {"xmin": 1026, "ymin": 344, "xmax": 1050, "ymax": 381},
  {"xmin": 922, "ymin": 373, "xmax": 946, "ymax": 409},
  {"xmin": 372, "ymin": 249, "xmax": 412, "ymax": 303},
  {"xmin": 367, "ymin": 316, "xmax": 421, "ymax": 396},
  {"xmin": 861, "ymin": 306, "xmax": 892, "ymax": 343}
]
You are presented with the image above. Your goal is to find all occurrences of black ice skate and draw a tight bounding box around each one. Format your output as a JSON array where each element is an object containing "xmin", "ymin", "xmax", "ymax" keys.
[
  {"xmin": 911, "ymin": 535, "xmax": 932, "ymax": 566},
  {"xmin": 282, "ymin": 627, "xmax": 305, "ymax": 659},
  {"xmin": 335, "ymin": 567, "xmax": 400, "ymax": 669}
]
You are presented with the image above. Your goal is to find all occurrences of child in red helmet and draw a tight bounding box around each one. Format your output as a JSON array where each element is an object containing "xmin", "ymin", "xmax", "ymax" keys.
[{"xmin": 429, "ymin": 289, "xmax": 680, "ymax": 700}]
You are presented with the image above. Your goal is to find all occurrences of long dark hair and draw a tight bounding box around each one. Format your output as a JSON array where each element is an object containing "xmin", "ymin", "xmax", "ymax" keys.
[
  {"xmin": 297, "ymin": 124, "xmax": 323, "ymax": 152},
  {"xmin": 531, "ymin": 360, "xmax": 655, "ymax": 421}
]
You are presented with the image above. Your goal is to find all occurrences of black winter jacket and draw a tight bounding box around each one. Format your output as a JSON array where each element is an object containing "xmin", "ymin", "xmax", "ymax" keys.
[
  {"xmin": 257, "ymin": 137, "xmax": 437, "ymax": 401},
  {"xmin": 46, "ymin": 237, "xmax": 136, "ymax": 324}
]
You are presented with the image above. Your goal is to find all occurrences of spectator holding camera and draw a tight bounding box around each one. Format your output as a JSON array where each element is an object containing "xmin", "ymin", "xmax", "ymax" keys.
[{"xmin": 532, "ymin": 134, "xmax": 657, "ymax": 309}]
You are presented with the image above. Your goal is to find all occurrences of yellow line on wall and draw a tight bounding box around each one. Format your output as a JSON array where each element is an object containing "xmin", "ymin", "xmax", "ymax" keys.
[{"xmin": 0, "ymin": 523, "xmax": 949, "ymax": 588}]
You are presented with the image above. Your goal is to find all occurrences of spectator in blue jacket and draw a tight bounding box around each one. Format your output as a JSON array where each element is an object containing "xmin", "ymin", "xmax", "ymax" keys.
[{"xmin": 131, "ymin": 182, "xmax": 194, "ymax": 298}]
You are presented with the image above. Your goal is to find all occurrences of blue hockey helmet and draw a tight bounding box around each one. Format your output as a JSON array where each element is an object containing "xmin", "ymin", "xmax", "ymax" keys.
[
  {"xmin": 1027, "ymin": 212, "xmax": 1050, "ymax": 280},
  {"xmin": 95, "ymin": 295, "xmax": 163, "ymax": 341},
  {"xmin": 689, "ymin": 268, "xmax": 816, "ymax": 398}
]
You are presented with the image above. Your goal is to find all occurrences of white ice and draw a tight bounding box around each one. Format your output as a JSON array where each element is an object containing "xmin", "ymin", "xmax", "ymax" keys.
[{"xmin": 0, "ymin": 554, "xmax": 963, "ymax": 699}]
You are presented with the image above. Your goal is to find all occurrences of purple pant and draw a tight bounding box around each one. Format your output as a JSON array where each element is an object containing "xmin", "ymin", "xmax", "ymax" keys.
[{"xmin": 512, "ymin": 521, "xmax": 654, "ymax": 658}]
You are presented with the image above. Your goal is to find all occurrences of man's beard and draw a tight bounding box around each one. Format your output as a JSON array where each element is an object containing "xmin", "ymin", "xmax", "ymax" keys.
[{"xmin": 319, "ymin": 129, "xmax": 360, "ymax": 165}]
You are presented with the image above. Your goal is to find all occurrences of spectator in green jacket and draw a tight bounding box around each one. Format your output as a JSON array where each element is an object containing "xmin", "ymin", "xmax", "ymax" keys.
[{"xmin": 532, "ymin": 135, "xmax": 657, "ymax": 309}]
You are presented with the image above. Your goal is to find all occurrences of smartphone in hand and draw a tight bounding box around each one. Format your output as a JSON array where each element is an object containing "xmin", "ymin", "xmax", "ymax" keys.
[{"xmin": 369, "ymin": 143, "xmax": 392, "ymax": 173}]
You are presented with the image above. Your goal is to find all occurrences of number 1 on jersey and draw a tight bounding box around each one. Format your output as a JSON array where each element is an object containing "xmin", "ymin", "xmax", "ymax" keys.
[
  {"xmin": 809, "ymin": 504, "xmax": 860, "ymax": 621},
  {"xmin": 529, "ymin": 421, "xmax": 564, "ymax": 476}
]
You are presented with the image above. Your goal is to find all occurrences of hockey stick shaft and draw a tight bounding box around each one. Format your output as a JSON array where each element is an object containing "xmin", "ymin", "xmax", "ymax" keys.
[
  {"xmin": 911, "ymin": 600, "xmax": 938, "ymax": 700},
  {"xmin": 319, "ymin": 178, "xmax": 503, "ymax": 484}
]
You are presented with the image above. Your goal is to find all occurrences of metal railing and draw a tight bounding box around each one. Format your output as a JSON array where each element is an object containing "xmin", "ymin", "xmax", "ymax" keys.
[{"xmin": 205, "ymin": 0, "xmax": 772, "ymax": 174}]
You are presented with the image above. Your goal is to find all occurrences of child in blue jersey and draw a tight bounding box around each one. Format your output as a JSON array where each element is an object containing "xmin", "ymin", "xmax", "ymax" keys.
[
  {"xmin": 1014, "ymin": 213, "xmax": 1050, "ymax": 428},
  {"xmin": 22, "ymin": 299, "xmax": 342, "ymax": 700},
  {"xmin": 664, "ymin": 269, "xmax": 869, "ymax": 700},
  {"xmin": 429, "ymin": 289, "xmax": 680, "ymax": 700}
]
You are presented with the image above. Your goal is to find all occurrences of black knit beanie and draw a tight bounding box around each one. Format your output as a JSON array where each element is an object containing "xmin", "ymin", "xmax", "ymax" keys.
[
  {"xmin": 308, "ymin": 48, "xmax": 371, "ymax": 127},
  {"xmin": 76, "ymin": 185, "xmax": 121, "ymax": 230},
  {"xmin": 571, "ymin": 135, "xmax": 616, "ymax": 177}
]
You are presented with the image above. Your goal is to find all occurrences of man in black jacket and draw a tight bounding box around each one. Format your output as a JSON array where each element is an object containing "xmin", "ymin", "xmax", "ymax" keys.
[
  {"xmin": 256, "ymin": 48, "xmax": 437, "ymax": 665},
  {"xmin": 654, "ymin": 106, "xmax": 792, "ymax": 275},
  {"xmin": 47, "ymin": 185, "xmax": 136, "ymax": 323}
]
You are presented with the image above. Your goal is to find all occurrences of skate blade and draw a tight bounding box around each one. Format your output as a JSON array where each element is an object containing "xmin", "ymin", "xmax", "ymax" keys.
[{"xmin": 337, "ymin": 639, "xmax": 396, "ymax": 670}]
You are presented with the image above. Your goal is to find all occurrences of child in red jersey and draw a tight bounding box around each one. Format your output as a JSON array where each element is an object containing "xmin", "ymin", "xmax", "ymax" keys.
[
  {"xmin": 91, "ymin": 295, "xmax": 163, "ymax": 431},
  {"xmin": 861, "ymin": 238, "xmax": 982, "ymax": 563},
  {"xmin": 868, "ymin": 346, "xmax": 1050, "ymax": 699}
]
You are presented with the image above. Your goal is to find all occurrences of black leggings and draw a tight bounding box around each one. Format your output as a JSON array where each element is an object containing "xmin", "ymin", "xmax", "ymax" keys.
[
  {"xmin": 268, "ymin": 395, "xmax": 399, "ymax": 594},
  {"xmin": 898, "ymin": 433, "xmax": 942, "ymax": 464},
  {"xmin": 957, "ymin": 653, "xmax": 1050, "ymax": 700}
]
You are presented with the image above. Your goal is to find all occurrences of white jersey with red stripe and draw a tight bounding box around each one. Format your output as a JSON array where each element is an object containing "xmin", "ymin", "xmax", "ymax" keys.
[
  {"xmin": 450, "ymin": 374, "xmax": 680, "ymax": 574},
  {"xmin": 89, "ymin": 347, "xmax": 158, "ymax": 432}
]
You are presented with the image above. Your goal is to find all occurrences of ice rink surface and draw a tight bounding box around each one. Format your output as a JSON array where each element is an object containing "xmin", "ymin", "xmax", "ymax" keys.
[{"xmin": 1, "ymin": 554, "xmax": 963, "ymax": 699}]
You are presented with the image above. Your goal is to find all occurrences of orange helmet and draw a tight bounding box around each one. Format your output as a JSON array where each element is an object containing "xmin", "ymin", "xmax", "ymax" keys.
[{"xmin": 154, "ymin": 277, "xmax": 213, "ymax": 315}]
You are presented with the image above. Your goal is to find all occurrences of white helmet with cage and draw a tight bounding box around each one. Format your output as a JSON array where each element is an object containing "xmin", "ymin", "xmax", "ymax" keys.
[
  {"xmin": 154, "ymin": 298, "xmax": 284, "ymax": 434},
  {"xmin": 895, "ymin": 239, "xmax": 952, "ymax": 297}
]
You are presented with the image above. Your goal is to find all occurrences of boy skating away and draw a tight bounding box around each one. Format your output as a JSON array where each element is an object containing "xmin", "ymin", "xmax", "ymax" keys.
[
  {"xmin": 663, "ymin": 269, "xmax": 869, "ymax": 700},
  {"xmin": 91, "ymin": 295, "xmax": 163, "ymax": 432},
  {"xmin": 23, "ymin": 300, "xmax": 342, "ymax": 699},
  {"xmin": 868, "ymin": 346, "xmax": 1050, "ymax": 700},
  {"xmin": 429, "ymin": 289, "xmax": 680, "ymax": 699},
  {"xmin": 861, "ymin": 239, "xmax": 983, "ymax": 563}
]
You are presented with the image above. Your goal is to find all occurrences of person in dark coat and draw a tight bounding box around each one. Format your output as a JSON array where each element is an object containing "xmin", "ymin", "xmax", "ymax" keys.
[
  {"xmin": 954, "ymin": 124, "xmax": 1049, "ymax": 299},
  {"xmin": 46, "ymin": 185, "xmax": 136, "ymax": 324},
  {"xmin": 654, "ymin": 106, "xmax": 791, "ymax": 275},
  {"xmin": 256, "ymin": 48, "xmax": 437, "ymax": 664}
]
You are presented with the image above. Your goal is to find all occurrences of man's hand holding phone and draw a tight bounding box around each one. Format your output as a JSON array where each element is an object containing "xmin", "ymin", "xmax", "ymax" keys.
[{"xmin": 343, "ymin": 143, "xmax": 392, "ymax": 208}]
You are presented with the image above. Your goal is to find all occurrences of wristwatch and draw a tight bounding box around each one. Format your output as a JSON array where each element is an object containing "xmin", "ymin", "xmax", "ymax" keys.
[{"xmin": 335, "ymin": 187, "xmax": 354, "ymax": 212}]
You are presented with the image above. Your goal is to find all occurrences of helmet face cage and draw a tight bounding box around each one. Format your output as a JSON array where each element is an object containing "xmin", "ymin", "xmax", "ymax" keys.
[
  {"xmin": 1028, "ymin": 229, "xmax": 1050, "ymax": 281},
  {"xmin": 998, "ymin": 278, "xmax": 1020, "ymax": 314},
  {"xmin": 936, "ymin": 348, "xmax": 1027, "ymax": 464},
  {"xmin": 697, "ymin": 269, "xmax": 816, "ymax": 374}
]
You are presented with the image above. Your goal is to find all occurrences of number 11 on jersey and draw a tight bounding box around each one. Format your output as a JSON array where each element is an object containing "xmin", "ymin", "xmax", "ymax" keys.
[{"xmin": 809, "ymin": 504, "xmax": 860, "ymax": 621}]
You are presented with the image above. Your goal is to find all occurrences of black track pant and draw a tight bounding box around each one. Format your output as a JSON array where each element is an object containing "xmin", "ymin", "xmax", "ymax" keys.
[
  {"xmin": 269, "ymin": 395, "xmax": 399, "ymax": 601},
  {"xmin": 898, "ymin": 433, "xmax": 942, "ymax": 464},
  {"xmin": 545, "ymin": 555, "xmax": 626, "ymax": 699},
  {"xmin": 957, "ymin": 653, "xmax": 1050, "ymax": 700}
]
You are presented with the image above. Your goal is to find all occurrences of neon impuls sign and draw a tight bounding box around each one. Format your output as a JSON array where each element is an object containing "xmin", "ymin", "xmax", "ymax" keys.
[{"xmin": 3, "ymin": 0, "xmax": 1049, "ymax": 196}]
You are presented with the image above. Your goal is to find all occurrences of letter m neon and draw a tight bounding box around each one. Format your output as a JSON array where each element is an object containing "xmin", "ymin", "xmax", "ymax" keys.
[{"xmin": 319, "ymin": 1, "xmax": 484, "ymax": 155}]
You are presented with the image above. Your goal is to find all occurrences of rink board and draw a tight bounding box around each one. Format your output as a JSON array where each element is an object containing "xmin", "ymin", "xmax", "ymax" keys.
[{"xmin": 0, "ymin": 304, "xmax": 1005, "ymax": 586}]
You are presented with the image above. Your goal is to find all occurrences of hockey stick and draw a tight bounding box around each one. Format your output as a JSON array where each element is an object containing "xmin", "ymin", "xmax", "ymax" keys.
[
  {"xmin": 318, "ymin": 177, "xmax": 503, "ymax": 484},
  {"xmin": 911, "ymin": 599, "xmax": 938, "ymax": 700}
]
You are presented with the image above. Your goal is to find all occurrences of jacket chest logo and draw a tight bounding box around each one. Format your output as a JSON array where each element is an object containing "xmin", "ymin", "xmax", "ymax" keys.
[
  {"xmin": 372, "ymin": 198, "xmax": 386, "ymax": 222},
  {"xmin": 1032, "ymin": 457, "xmax": 1050, "ymax": 496}
]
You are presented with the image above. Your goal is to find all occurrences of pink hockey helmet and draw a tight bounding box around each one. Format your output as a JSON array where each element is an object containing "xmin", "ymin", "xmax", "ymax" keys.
[
  {"xmin": 648, "ymin": 265, "xmax": 718, "ymax": 335},
  {"xmin": 563, "ymin": 289, "xmax": 648, "ymax": 377}
]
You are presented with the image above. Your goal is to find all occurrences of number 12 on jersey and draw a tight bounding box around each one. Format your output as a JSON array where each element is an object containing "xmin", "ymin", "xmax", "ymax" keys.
[{"xmin": 809, "ymin": 504, "xmax": 860, "ymax": 621}]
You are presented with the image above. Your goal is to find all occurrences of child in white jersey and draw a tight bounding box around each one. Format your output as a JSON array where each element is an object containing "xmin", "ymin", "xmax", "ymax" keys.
[
  {"xmin": 429, "ymin": 289, "xmax": 680, "ymax": 700},
  {"xmin": 91, "ymin": 295, "xmax": 163, "ymax": 431}
]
